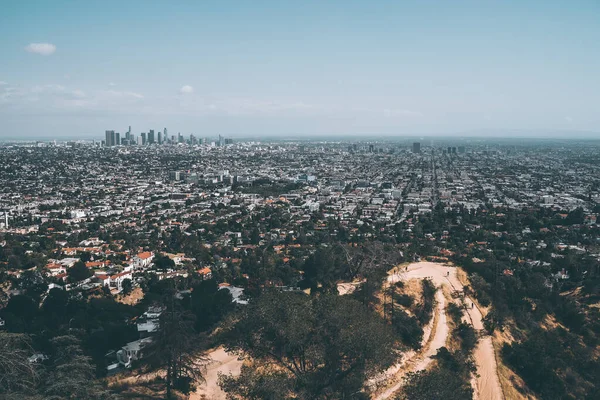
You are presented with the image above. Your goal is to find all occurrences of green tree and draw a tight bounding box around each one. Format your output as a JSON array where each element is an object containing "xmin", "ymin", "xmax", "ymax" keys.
[
  {"xmin": 190, "ymin": 279, "xmax": 234, "ymax": 332},
  {"xmin": 67, "ymin": 261, "xmax": 92, "ymax": 283},
  {"xmin": 147, "ymin": 285, "xmax": 207, "ymax": 398},
  {"xmin": 153, "ymin": 254, "xmax": 175, "ymax": 271},
  {"xmin": 0, "ymin": 333, "xmax": 39, "ymax": 397},
  {"xmin": 221, "ymin": 292, "xmax": 399, "ymax": 399},
  {"xmin": 44, "ymin": 335, "xmax": 116, "ymax": 399},
  {"xmin": 120, "ymin": 279, "xmax": 133, "ymax": 295}
]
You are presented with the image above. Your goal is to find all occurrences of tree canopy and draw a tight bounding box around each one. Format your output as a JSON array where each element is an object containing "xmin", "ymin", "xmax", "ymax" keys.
[{"xmin": 220, "ymin": 292, "xmax": 400, "ymax": 399}]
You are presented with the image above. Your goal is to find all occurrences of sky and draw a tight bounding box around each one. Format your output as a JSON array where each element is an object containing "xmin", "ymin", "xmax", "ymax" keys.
[{"xmin": 1, "ymin": 0, "xmax": 600, "ymax": 139}]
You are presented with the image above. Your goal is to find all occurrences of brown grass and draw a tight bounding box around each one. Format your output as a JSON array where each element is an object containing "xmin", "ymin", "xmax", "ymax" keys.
[
  {"xmin": 117, "ymin": 287, "xmax": 144, "ymax": 305},
  {"xmin": 492, "ymin": 330, "xmax": 537, "ymax": 400}
]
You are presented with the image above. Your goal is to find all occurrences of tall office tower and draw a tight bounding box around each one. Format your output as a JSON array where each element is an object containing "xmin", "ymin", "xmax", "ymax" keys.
[
  {"xmin": 148, "ymin": 129, "xmax": 155, "ymax": 144},
  {"xmin": 369, "ymin": 144, "xmax": 374, "ymax": 152},
  {"xmin": 412, "ymin": 142, "xmax": 421, "ymax": 153},
  {"xmin": 115, "ymin": 132, "xmax": 121, "ymax": 146},
  {"xmin": 164, "ymin": 128, "xmax": 167, "ymax": 139},
  {"xmin": 105, "ymin": 130, "xmax": 116, "ymax": 146},
  {"xmin": 218, "ymin": 134, "xmax": 225, "ymax": 147},
  {"xmin": 158, "ymin": 132, "xmax": 162, "ymax": 145},
  {"xmin": 178, "ymin": 133, "xmax": 183, "ymax": 143},
  {"xmin": 141, "ymin": 132, "xmax": 147, "ymax": 145},
  {"xmin": 137, "ymin": 135, "xmax": 142, "ymax": 145}
]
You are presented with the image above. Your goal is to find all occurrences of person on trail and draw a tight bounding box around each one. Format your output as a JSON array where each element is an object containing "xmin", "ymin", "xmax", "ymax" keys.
[
  {"xmin": 447, "ymin": 271, "xmax": 450, "ymax": 276},
  {"xmin": 472, "ymin": 302, "xmax": 474, "ymax": 309}
]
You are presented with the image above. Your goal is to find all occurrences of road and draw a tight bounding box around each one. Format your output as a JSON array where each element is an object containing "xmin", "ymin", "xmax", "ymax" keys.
[{"xmin": 374, "ymin": 261, "xmax": 502, "ymax": 400}]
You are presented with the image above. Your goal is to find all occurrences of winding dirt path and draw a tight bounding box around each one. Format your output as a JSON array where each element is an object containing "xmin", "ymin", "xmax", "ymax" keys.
[
  {"xmin": 189, "ymin": 347, "xmax": 243, "ymax": 400},
  {"xmin": 374, "ymin": 261, "xmax": 502, "ymax": 400}
]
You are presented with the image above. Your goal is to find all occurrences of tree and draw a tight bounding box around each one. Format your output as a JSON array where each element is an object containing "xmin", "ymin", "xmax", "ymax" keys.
[
  {"xmin": 147, "ymin": 285, "xmax": 208, "ymax": 398},
  {"xmin": 16, "ymin": 269, "xmax": 48, "ymax": 302},
  {"xmin": 399, "ymin": 367, "xmax": 473, "ymax": 400},
  {"xmin": 153, "ymin": 254, "xmax": 175, "ymax": 271},
  {"xmin": 398, "ymin": 348, "xmax": 474, "ymax": 400},
  {"xmin": 220, "ymin": 292, "xmax": 399, "ymax": 399},
  {"xmin": 120, "ymin": 279, "xmax": 133, "ymax": 296},
  {"xmin": 219, "ymin": 364, "xmax": 293, "ymax": 400},
  {"xmin": 0, "ymin": 333, "xmax": 39, "ymax": 397},
  {"xmin": 44, "ymin": 335, "xmax": 116, "ymax": 399},
  {"xmin": 67, "ymin": 261, "xmax": 92, "ymax": 283},
  {"xmin": 78, "ymin": 251, "xmax": 92, "ymax": 263},
  {"xmin": 190, "ymin": 279, "xmax": 234, "ymax": 332},
  {"xmin": 1, "ymin": 295, "xmax": 38, "ymax": 332}
]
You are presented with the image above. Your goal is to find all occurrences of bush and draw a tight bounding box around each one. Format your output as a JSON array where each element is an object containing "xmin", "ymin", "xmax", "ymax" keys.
[
  {"xmin": 397, "ymin": 294, "xmax": 414, "ymax": 308},
  {"xmin": 392, "ymin": 308, "xmax": 423, "ymax": 350}
]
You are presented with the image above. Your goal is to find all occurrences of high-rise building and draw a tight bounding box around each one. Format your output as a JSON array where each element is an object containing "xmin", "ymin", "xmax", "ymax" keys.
[
  {"xmin": 115, "ymin": 132, "xmax": 121, "ymax": 146},
  {"xmin": 141, "ymin": 132, "xmax": 147, "ymax": 145},
  {"xmin": 178, "ymin": 133, "xmax": 183, "ymax": 143},
  {"xmin": 105, "ymin": 130, "xmax": 116, "ymax": 146},
  {"xmin": 148, "ymin": 130, "xmax": 155, "ymax": 144},
  {"xmin": 164, "ymin": 128, "xmax": 167, "ymax": 140},
  {"xmin": 412, "ymin": 142, "xmax": 421, "ymax": 153},
  {"xmin": 158, "ymin": 132, "xmax": 162, "ymax": 145}
]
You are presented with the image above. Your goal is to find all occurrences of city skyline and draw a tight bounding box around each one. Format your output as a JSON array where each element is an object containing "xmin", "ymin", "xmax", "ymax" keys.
[{"xmin": 1, "ymin": 1, "xmax": 600, "ymax": 138}]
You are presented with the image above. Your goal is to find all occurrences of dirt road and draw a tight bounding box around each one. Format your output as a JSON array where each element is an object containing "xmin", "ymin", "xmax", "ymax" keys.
[
  {"xmin": 376, "ymin": 262, "xmax": 502, "ymax": 400},
  {"xmin": 189, "ymin": 347, "xmax": 243, "ymax": 400}
]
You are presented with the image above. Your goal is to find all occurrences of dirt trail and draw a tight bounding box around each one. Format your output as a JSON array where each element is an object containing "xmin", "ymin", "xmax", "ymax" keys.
[
  {"xmin": 375, "ymin": 261, "xmax": 502, "ymax": 400},
  {"xmin": 189, "ymin": 347, "xmax": 243, "ymax": 400}
]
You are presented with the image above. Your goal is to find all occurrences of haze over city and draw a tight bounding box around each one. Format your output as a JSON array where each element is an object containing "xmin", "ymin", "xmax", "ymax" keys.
[
  {"xmin": 1, "ymin": 0, "xmax": 600, "ymax": 139},
  {"xmin": 3, "ymin": 2, "xmax": 600, "ymax": 400}
]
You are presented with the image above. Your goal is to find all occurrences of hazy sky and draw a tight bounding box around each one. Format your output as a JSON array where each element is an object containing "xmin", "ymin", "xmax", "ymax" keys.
[{"xmin": 1, "ymin": 0, "xmax": 599, "ymax": 139}]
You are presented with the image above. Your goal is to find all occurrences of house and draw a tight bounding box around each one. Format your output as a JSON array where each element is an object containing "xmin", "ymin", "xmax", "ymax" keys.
[
  {"xmin": 95, "ymin": 273, "xmax": 111, "ymax": 287},
  {"xmin": 137, "ymin": 306, "xmax": 162, "ymax": 337},
  {"xmin": 133, "ymin": 251, "xmax": 154, "ymax": 270},
  {"xmin": 116, "ymin": 337, "xmax": 153, "ymax": 368},
  {"xmin": 109, "ymin": 271, "xmax": 133, "ymax": 292},
  {"xmin": 137, "ymin": 319, "xmax": 160, "ymax": 338},
  {"xmin": 46, "ymin": 263, "xmax": 66, "ymax": 276},
  {"xmin": 219, "ymin": 283, "xmax": 248, "ymax": 305},
  {"xmin": 197, "ymin": 267, "xmax": 212, "ymax": 280}
]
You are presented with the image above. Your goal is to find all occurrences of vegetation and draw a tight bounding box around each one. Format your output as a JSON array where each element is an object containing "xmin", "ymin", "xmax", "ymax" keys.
[{"xmin": 220, "ymin": 292, "xmax": 400, "ymax": 399}]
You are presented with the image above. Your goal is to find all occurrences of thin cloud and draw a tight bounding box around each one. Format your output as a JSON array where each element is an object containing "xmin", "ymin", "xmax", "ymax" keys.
[
  {"xmin": 180, "ymin": 85, "xmax": 194, "ymax": 94},
  {"xmin": 106, "ymin": 90, "xmax": 144, "ymax": 99},
  {"xmin": 25, "ymin": 43, "xmax": 56, "ymax": 56}
]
